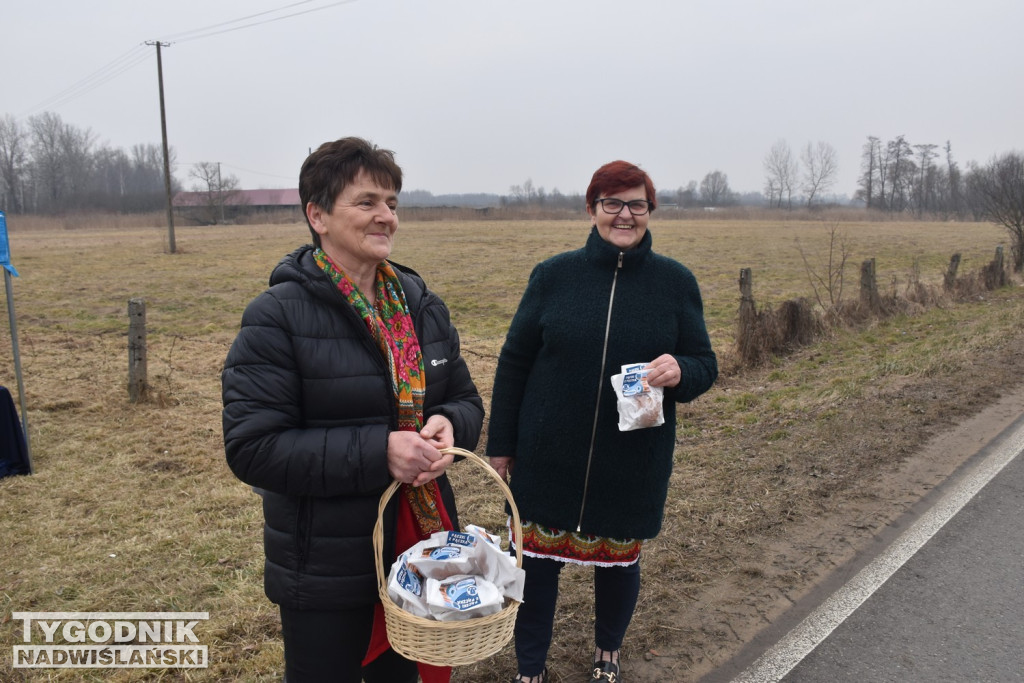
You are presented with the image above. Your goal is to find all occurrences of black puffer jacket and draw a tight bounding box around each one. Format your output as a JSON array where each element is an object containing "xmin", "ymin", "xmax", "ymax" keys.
[{"xmin": 222, "ymin": 245, "xmax": 484, "ymax": 610}]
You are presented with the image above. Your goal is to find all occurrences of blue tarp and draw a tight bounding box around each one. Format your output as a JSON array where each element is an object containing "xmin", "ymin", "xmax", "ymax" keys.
[{"xmin": 0, "ymin": 211, "xmax": 18, "ymax": 276}]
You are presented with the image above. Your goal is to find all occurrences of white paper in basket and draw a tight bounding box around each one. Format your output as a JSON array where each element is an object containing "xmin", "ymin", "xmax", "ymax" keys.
[{"xmin": 387, "ymin": 527, "xmax": 525, "ymax": 619}]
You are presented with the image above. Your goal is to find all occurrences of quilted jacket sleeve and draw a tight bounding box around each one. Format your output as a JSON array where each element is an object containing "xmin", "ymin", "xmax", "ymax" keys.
[{"xmin": 221, "ymin": 289, "xmax": 394, "ymax": 497}]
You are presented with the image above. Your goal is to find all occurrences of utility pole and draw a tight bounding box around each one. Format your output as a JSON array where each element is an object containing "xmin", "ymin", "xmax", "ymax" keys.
[{"xmin": 147, "ymin": 40, "xmax": 176, "ymax": 254}]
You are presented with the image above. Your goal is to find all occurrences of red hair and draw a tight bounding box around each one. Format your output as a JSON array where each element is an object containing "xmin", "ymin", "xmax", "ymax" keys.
[{"xmin": 585, "ymin": 160, "xmax": 657, "ymax": 212}]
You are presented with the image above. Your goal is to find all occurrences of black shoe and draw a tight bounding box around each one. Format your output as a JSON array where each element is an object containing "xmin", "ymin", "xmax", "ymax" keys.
[
  {"xmin": 590, "ymin": 660, "xmax": 621, "ymax": 682},
  {"xmin": 513, "ymin": 666, "xmax": 547, "ymax": 683}
]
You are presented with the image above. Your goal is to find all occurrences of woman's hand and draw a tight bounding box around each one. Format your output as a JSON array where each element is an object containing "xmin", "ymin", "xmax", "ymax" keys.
[
  {"xmin": 387, "ymin": 430, "xmax": 454, "ymax": 487},
  {"xmin": 419, "ymin": 414, "xmax": 454, "ymax": 450},
  {"xmin": 645, "ymin": 354, "xmax": 682, "ymax": 388},
  {"xmin": 489, "ymin": 456, "xmax": 514, "ymax": 482}
]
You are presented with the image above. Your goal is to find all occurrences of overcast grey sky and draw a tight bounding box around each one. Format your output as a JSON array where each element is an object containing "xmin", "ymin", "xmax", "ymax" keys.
[{"xmin": 4, "ymin": 0, "xmax": 1022, "ymax": 199}]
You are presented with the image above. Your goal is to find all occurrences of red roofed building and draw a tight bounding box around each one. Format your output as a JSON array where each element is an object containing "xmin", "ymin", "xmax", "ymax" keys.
[{"xmin": 172, "ymin": 188, "xmax": 301, "ymax": 223}]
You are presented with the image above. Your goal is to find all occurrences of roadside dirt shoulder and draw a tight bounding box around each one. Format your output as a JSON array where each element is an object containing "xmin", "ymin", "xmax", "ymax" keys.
[{"xmin": 626, "ymin": 379, "xmax": 1024, "ymax": 682}]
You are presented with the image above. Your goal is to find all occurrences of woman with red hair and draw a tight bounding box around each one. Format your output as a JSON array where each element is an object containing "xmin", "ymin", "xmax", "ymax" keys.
[{"xmin": 488, "ymin": 160, "xmax": 718, "ymax": 682}]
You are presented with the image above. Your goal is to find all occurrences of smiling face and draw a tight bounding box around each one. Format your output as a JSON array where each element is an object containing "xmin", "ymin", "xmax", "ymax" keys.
[
  {"xmin": 306, "ymin": 168, "xmax": 398, "ymax": 280},
  {"xmin": 586, "ymin": 184, "xmax": 650, "ymax": 251}
]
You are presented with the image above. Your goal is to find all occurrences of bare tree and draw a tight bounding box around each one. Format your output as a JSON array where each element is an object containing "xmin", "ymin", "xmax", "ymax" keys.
[
  {"xmin": 875, "ymin": 138, "xmax": 889, "ymax": 209},
  {"xmin": 796, "ymin": 222, "xmax": 850, "ymax": 309},
  {"xmin": 29, "ymin": 112, "xmax": 66, "ymax": 209},
  {"xmin": 913, "ymin": 143, "xmax": 939, "ymax": 216},
  {"xmin": 968, "ymin": 152, "xmax": 1024, "ymax": 272},
  {"xmin": 189, "ymin": 161, "xmax": 241, "ymax": 225},
  {"xmin": 962, "ymin": 160, "xmax": 989, "ymax": 221},
  {"xmin": 508, "ymin": 178, "xmax": 537, "ymax": 204},
  {"xmin": 885, "ymin": 135, "xmax": 915, "ymax": 212},
  {"xmin": 699, "ymin": 170, "xmax": 732, "ymax": 207},
  {"xmin": 1, "ymin": 111, "xmax": 179, "ymax": 214},
  {"xmin": 24, "ymin": 113, "xmax": 95, "ymax": 211},
  {"xmin": 59, "ymin": 122, "xmax": 97, "ymax": 209},
  {"xmin": 856, "ymin": 136, "xmax": 881, "ymax": 209},
  {"xmin": 763, "ymin": 139, "xmax": 798, "ymax": 209},
  {"xmin": 28, "ymin": 113, "xmax": 94, "ymax": 210},
  {"xmin": 93, "ymin": 146, "xmax": 131, "ymax": 201},
  {"xmin": 801, "ymin": 141, "xmax": 838, "ymax": 205},
  {"xmin": 0, "ymin": 114, "xmax": 28, "ymax": 212},
  {"xmin": 130, "ymin": 144, "xmax": 173, "ymax": 196},
  {"xmin": 676, "ymin": 181, "xmax": 698, "ymax": 208},
  {"xmin": 943, "ymin": 141, "xmax": 963, "ymax": 219}
]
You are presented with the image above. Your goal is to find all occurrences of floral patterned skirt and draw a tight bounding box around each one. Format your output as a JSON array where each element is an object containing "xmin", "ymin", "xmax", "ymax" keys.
[{"xmin": 512, "ymin": 519, "xmax": 643, "ymax": 567}]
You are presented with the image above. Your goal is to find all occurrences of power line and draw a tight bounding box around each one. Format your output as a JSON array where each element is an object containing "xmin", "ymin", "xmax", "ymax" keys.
[
  {"xmin": 220, "ymin": 162, "xmax": 296, "ymax": 181},
  {"xmin": 16, "ymin": 0, "xmax": 359, "ymax": 117},
  {"xmin": 179, "ymin": 161, "xmax": 296, "ymax": 182},
  {"xmin": 19, "ymin": 45, "xmax": 151, "ymax": 117},
  {"xmin": 159, "ymin": 0, "xmax": 359, "ymax": 44},
  {"xmin": 157, "ymin": 0, "xmax": 317, "ymax": 41}
]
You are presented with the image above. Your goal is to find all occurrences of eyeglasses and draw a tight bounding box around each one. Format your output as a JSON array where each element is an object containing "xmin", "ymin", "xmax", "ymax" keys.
[{"xmin": 595, "ymin": 198, "xmax": 652, "ymax": 216}]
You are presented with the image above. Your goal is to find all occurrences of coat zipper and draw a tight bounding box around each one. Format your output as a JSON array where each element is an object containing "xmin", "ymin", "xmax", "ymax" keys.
[{"xmin": 576, "ymin": 251, "xmax": 623, "ymax": 532}]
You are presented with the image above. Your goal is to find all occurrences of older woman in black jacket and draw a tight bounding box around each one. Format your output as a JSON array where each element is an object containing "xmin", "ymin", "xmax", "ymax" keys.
[
  {"xmin": 222, "ymin": 137, "xmax": 483, "ymax": 683},
  {"xmin": 487, "ymin": 160, "xmax": 718, "ymax": 683}
]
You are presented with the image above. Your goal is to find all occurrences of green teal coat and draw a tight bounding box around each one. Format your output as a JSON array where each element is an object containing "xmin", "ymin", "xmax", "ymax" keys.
[{"xmin": 486, "ymin": 227, "xmax": 717, "ymax": 539}]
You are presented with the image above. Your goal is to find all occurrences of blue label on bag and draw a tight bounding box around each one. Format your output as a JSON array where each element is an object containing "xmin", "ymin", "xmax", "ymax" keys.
[
  {"xmin": 429, "ymin": 545, "xmax": 463, "ymax": 560},
  {"xmin": 396, "ymin": 558, "xmax": 423, "ymax": 596},
  {"xmin": 445, "ymin": 531, "xmax": 475, "ymax": 547},
  {"xmin": 444, "ymin": 578, "xmax": 481, "ymax": 610},
  {"xmin": 621, "ymin": 371, "xmax": 650, "ymax": 397}
]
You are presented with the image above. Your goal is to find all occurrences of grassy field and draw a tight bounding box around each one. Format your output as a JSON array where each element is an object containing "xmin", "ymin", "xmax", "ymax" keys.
[{"xmin": 0, "ymin": 216, "xmax": 1022, "ymax": 682}]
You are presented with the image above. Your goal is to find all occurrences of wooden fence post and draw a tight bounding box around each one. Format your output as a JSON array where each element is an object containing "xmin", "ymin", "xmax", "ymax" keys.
[
  {"xmin": 128, "ymin": 298, "xmax": 148, "ymax": 403},
  {"xmin": 859, "ymin": 258, "xmax": 880, "ymax": 313},
  {"xmin": 944, "ymin": 253, "xmax": 961, "ymax": 291},
  {"xmin": 981, "ymin": 246, "xmax": 1006, "ymax": 290},
  {"xmin": 739, "ymin": 267, "xmax": 754, "ymax": 326},
  {"xmin": 738, "ymin": 268, "xmax": 756, "ymax": 363},
  {"xmin": 993, "ymin": 245, "xmax": 1006, "ymax": 288}
]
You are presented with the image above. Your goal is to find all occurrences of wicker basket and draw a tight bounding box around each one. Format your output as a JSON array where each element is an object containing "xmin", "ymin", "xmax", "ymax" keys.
[{"xmin": 372, "ymin": 447, "xmax": 523, "ymax": 667}]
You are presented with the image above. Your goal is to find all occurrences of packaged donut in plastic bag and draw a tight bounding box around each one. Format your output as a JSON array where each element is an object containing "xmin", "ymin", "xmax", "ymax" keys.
[
  {"xmin": 465, "ymin": 524, "xmax": 501, "ymax": 546},
  {"xmin": 409, "ymin": 530, "xmax": 480, "ymax": 579},
  {"xmin": 387, "ymin": 524, "xmax": 525, "ymax": 620},
  {"xmin": 610, "ymin": 363, "xmax": 664, "ymax": 431},
  {"xmin": 386, "ymin": 554, "xmax": 431, "ymax": 618},
  {"xmin": 465, "ymin": 525, "xmax": 524, "ymax": 601},
  {"xmin": 425, "ymin": 575, "xmax": 504, "ymax": 622}
]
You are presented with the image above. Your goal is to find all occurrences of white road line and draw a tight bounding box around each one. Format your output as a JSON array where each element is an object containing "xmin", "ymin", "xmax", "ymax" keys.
[{"xmin": 731, "ymin": 418, "xmax": 1024, "ymax": 683}]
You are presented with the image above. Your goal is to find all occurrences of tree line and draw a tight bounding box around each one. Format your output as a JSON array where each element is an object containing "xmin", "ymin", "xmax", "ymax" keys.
[
  {"xmin": 1, "ymin": 111, "xmax": 1020, "ymax": 271},
  {"xmin": 849, "ymin": 135, "xmax": 1023, "ymax": 270},
  {"xmin": 504, "ymin": 172, "xmax": 761, "ymax": 210},
  {"xmin": 500, "ymin": 137, "xmax": 1023, "ymax": 271},
  {"xmin": 0, "ymin": 112, "xmax": 179, "ymax": 214},
  {"xmin": 762, "ymin": 140, "xmax": 840, "ymax": 208},
  {"xmin": 856, "ymin": 135, "xmax": 965, "ymax": 218},
  {"xmin": 846, "ymin": 134, "xmax": 1023, "ymax": 224}
]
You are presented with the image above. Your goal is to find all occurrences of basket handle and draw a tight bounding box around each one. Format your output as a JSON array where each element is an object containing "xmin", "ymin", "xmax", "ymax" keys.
[{"xmin": 373, "ymin": 447, "xmax": 524, "ymax": 596}]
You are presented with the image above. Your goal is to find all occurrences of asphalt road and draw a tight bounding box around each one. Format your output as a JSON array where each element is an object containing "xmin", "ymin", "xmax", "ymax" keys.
[{"xmin": 712, "ymin": 409, "xmax": 1024, "ymax": 683}]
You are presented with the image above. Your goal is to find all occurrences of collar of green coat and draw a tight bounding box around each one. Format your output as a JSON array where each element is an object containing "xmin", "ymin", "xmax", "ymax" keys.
[{"xmin": 584, "ymin": 225, "xmax": 654, "ymax": 269}]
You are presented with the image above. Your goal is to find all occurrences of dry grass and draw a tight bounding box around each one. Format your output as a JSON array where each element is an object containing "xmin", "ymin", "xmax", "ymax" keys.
[{"xmin": 0, "ymin": 217, "xmax": 1021, "ymax": 681}]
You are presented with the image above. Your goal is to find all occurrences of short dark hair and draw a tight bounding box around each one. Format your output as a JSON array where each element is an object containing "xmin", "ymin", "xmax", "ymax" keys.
[
  {"xmin": 585, "ymin": 160, "xmax": 657, "ymax": 213},
  {"xmin": 299, "ymin": 137, "xmax": 403, "ymax": 246}
]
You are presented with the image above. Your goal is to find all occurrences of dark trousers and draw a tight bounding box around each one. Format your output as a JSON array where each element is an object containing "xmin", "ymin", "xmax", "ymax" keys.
[
  {"xmin": 278, "ymin": 605, "xmax": 418, "ymax": 683},
  {"xmin": 513, "ymin": 554, "xmax": 641, "ymax": 677}
]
